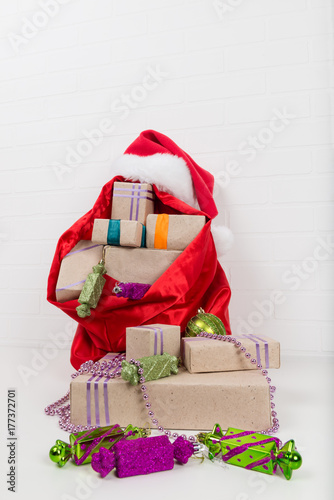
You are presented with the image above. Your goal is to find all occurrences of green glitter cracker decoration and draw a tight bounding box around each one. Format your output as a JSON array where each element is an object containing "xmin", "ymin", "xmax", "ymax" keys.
[
  {"xmin": 121, "ymin": 353, "xmax": 178, "ymax": 386},
  {"xmin": 49, "ymin": 424, "xmax": 149, "ymax": 467},
  {"xmin": 76, "ymin": 260, "xmax": 107, "ymax": 318},
  {"xmin": 198, "ymin": 424, "xmax": 302, "ymax": 480}
]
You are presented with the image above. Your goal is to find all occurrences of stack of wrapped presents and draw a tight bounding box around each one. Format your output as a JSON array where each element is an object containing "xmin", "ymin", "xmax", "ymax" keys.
[
  {"xmin": 70, "ymin": 325, "xmax": 280, "ymax": 431},
  {"xmin": 55, "ymin": 180, "xmax": 280, "ymax": 433},
  {"xmin": 55, "ymin": 181, "xmax": 205, "ymax": 301}
]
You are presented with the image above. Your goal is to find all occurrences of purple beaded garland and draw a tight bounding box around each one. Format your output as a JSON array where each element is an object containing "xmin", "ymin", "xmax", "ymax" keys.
[
  {"xmin": 191, "ymin": 330, "xmax": 279, "ymax": 435},
  {"xmin": 45, "ymin": 334, "xmax": 279, "ymax": 439},
  {"xmin": 44, "ymin": 353, "xmax": 125, "ymax": 432}
]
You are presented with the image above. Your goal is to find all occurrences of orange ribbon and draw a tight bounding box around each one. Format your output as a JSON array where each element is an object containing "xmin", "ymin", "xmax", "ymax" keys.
[{"xmin": 154, "ymin": 214, "xmax": 169, "ymax": 249}]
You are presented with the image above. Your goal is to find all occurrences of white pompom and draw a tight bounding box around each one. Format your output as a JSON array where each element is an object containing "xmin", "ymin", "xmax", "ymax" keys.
[{"xmin": 211, "ymin": 224, "xmax": 234, "ymax": 257}]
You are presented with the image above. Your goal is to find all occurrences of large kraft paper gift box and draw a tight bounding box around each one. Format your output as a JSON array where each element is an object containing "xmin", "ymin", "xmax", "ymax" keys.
[
  {"xmin": 91, "ymin": 219, "xmax": 145, "ymax": 247},
  {"xmin": 126, "ymin": 324, "xmax": 181, "ymax": 361},
  {"xmin": 111, "ymin": 181, "xmax": 155, "ymax": 226},
  {"xmin": 104, "ymin": 246, "xmax": 182, "ymax": 285},
  {"xmin": 146, "ymin": 214, "xmax": 206, "ymax": 251},
  {"xmin": 55, "ymin": 240, "xmax": 104, "ymax": 302},
  {"xmin": 182, "ymin": 335, "xmax": 280, "ymax": 374},
  {"xmin": 70, "ymin": 359, "xmax": 271, "ymax": 430}
]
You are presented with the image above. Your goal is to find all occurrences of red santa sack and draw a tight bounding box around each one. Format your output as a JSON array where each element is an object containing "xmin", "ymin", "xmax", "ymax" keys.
[{"xmin": 47, "ymin": 130, "xmax": 232, "ymax": 369}]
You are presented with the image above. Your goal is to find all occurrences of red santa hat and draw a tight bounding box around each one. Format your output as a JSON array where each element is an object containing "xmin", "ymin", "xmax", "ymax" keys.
[{"xmin": 111, "ymin": 130, "xmax": 233, "ymax": 256}]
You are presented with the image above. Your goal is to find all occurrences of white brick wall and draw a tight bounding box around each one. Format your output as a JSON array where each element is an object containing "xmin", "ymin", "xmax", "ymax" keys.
[{"xmin": 0, "ymin": 0, "xmax": 333, "ymax": 356}]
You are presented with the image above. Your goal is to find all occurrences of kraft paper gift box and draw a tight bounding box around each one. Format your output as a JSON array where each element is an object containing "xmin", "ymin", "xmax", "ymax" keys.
[
  {"xmin": 91, "ymin": 219, "xmax": 145, "ymax": 248},
  {"xmin": 182, "ymin": 334, "xmax": 280, "ymax": 374},
  {"xmin": 111, "ymin": 181, "xmax": 155, "ymax": 226},
  {"xmin": 146, "ymin": 214, "xmax": 206, "ymax": 251},
  {"xmin": 126, "ymin": 324, "xmax": 181, "ymax": 361},
  {"xmin": 104, "ymin": 246, "xmax": 182, "ymax": 285},
  {"xmin": 55, "ymin": 240, "xmax": 104, "ymax": 302},
  {"xmin": 70, "ymin": 361, "xmax": 271, "ymax": 431}
]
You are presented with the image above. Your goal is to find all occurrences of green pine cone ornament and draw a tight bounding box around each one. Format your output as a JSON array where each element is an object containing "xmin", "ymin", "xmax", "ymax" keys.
[{"xmin": 185, "ymin": 308, "xmax": 226, "ymax": 337}]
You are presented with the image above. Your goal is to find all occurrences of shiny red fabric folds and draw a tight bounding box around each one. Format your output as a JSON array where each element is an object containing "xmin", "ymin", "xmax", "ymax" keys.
[{"xmin": 47, "ymin": 131, "xmax": 231, "ymax": 369}]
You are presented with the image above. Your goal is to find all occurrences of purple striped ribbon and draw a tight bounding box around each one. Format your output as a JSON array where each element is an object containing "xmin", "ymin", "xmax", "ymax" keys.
[
  {"xmin": 104, "ymin": 353, "xmax": 119, "ymax": 359},
  {"xmin": 130, "ymin": 184, "xmax": 135, "ymax": 221},
  {"xmin": 114, "ymin": 184, "xmax": 154, "ymax": 221},
  {"xmin": 103, "ymin": 356, "xmax": 123, "ymax": 425},
  {"xmin": 103, "ymin": 353, "xmax": 125, "ymax": 426},
  {"xmin": 57, "ymin": 243, "xmax": 101, "ymax": 292},
  {"xmin": 94, "ymin": 374, "xmax": 104, "ymax": 427},
  {"xmin": 114, "ymin": 187, "xmax": 154, "ymax": 195},
  {"xmin": 104, "ymin": 378, "xmax": 110, "ymax": 426},
  {"xmin": 136, "ymin": 326, "xmax": 164, "ymax": 355},
  {"xmin": 86, "ymin": 354, "xmax": 122, "ymax": 426},
  {"xmin": 239, "ymin": 334, "xmax": 269, "ymax": 369},
  {"xmin": 181, "ymin": 337, "xmax": 206, "ymax": 359},
  {"xmin": 251, "ymin": 335, "xmax": 269, "ymax": 369},
  {"xmin": 181, "ymin": 335, "xmax": 270, "ymax": 368},
  {"xmin": 64, "ymin": 244, "xmax": 101, "ymax": 258},
  {"xmin": 56, "ymin": 279, "xmax": 86, "ymax": 292},
  {"xmin": 113, "ymin": 193, "xmax": 155, "ymax": 199},
  {"xmin": 86, "ymin": 375, "xmax": 95, "ymax": 427}
]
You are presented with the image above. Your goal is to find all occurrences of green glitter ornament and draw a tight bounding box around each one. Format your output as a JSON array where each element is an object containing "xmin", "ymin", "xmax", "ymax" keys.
[
  {"xmin": 121, "ymin": 353, "xmax": 179, "ymax": 386},
  {"xmin": 76, "ymin": 260, "xmax": 107, "ymax": 318},
  {"xmin": 185, "ymin": 308, "xmax": 226, "ymax": 337}
]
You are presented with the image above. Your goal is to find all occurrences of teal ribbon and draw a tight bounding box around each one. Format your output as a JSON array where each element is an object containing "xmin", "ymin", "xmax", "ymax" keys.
[
  {"xmin": 107, "ymin": 220, "xmax": 146, "ymax": 247},
  {"xmin": 141, "ymin": 225, "xmax": 146, "ymax": 247},
  {"xmin": 107, "ymin": 220, "xmax": 120, "ymax": 245}
]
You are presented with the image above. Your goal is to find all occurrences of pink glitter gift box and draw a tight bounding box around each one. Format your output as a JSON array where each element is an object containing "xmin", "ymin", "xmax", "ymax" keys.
[
  {"xmin": 113, "ymin": 435, "xmax": 174, "ymax": 478},
  {"xmin": 91, "ymin": 436, "xmax": 194, "ymax": 478}
]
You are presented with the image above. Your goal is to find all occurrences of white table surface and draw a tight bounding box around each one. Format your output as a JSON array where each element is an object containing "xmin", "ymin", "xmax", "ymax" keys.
[{"xmin": 0, "ymin": 346, "xmax": 332, "ymax": 500}]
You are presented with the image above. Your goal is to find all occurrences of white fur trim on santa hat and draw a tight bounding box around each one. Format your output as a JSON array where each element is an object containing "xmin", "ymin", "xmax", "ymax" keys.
[
  {"xmin": 111, "ymin": 153, "xmax": 233, "ymax": 255},
  {"xmin": 211, "ymin": 224, "xmax": 234, "ymax": 257},
  {"xmin": 111, "ymin": 153, "xmax": 198, "ymax": 209}
]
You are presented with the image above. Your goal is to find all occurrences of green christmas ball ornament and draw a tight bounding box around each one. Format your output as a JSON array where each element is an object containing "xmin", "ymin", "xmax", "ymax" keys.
[
  {"xmin": 49, "ymin": 440, "xmax": 72, "ymax": 467},
  {"xmin": 185, "ymin": 308, "xmax": 226, "ymax": 337}
]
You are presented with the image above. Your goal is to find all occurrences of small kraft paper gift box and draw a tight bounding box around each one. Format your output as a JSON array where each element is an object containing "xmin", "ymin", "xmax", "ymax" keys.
[
  {"xmin": 126, "ymin": 324, "xmax": 181, "ymax": 361},
  {"xmin": 182, "ymin": 334, "xmax": 280, "ymax": 374},
  {"xmin": 146, "ymin": 214, "xmax": 206, "ymax": 251},
  {"xmin": 104, "ymin": 246, "xmax": 182, "ymax": 285},
  {"xmin": 55, "ymin": 240, "xmax": 104, "ymax": 302},
  {"xmin": 70, "ymin": 360, "xmax": 272, "ymax": 431},
  {"xmin": 91, "ymin": 219, "xmax": 145, "ymax": 248},
  {"xmin": 111, "ymin": 182, "xmax": 155, "ymax": 226}
]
